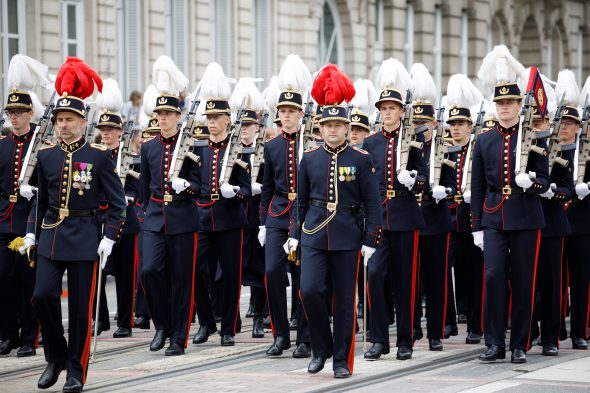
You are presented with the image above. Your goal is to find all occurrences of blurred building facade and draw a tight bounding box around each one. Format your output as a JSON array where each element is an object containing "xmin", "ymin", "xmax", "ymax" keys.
[{"xmin": 1, "ymin": 0, "xmax": 589, "ymax": 101}]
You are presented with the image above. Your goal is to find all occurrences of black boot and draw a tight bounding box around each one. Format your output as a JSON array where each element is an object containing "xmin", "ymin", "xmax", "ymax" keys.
[
  {"xmin": 252, "ymin": 318, "xmax": 265, "ymax": 338},
  {"xmin": 266, "ymin": 336, "xmax": 291, "ymax": 356},
  {"xmin": 37, "ymin": 362, "xmax": 65, "ymax": 389},
  {"xmin": 192, "ymin": 324, "xmax": 217, "ymax": 344}
]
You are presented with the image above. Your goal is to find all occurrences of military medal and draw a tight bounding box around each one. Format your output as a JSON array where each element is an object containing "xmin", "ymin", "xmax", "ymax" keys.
[
  {"xmin": 339, "ymin": 167, "xmax": 345, "ymax": 182},
  {"xmin": 344, "ymin": 167, "xmax": 351, "ymax": 182},
  {"xmin": 350, "ymin": 166, "xmax": 356, "ymax": 181},
  {"xmin": 73, "ymin": 162, "xmax": 93, "ymax": 195}
]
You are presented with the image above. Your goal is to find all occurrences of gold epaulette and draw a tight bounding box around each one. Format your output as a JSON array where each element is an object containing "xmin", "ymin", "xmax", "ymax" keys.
[
  {"xmin": 90, "ymin": 143, "xmax": 108, "ymax": 151},
  {"xmin": 304, "ymin": 146, "xmax": 320, "ymax": 154},
  {"xmin": 40, "ymin": 142, "xmax": 56, "ymax": 150}
]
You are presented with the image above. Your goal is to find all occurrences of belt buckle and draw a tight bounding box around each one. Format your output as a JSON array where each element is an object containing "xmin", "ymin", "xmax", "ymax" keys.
[
  {"xmin": 59, "ymin": 208, "xmax": 69, "ymax": 218},
  {"xmin": 502, "ymin": 187, "xmax": 512, "ymax": 195},
  {"xmin": 164, "ymin": 194, "xmax": 173, "ymax": 202},
  {"xmin": 454, "ymin": 194, "xmax": 463, "ymax": 203},
  {"xmin": 9, "ymin": 195, "xmax": 18, "ymax": 203},
  {"xmin": 386, "ymin": 190, "xmax": 395, "ymax": 198},
  {"xmin": 326, "ymin": 202, "xmax": 337, "ymax": 212},
  {"xmin": 211, "ymin": 193, "xmax": 220, "ymax": 201},
  {"xmin": 288, "ymin": 192, "xmax": 297, "ymax": 201}
]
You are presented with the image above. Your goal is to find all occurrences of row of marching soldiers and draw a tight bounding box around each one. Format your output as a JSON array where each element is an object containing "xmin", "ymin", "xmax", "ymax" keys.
[{"xmin": 2, "ymin": 43, "xmax": 590, "ymax": 391}]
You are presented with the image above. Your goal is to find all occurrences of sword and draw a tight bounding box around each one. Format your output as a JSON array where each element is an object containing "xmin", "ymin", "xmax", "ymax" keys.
[
  {"xmin": 363, "ymin": 260, "xmax": 367, "ymax": 352},
  {"xmin": 91, "ymin": 251, "xmax": 105, "ymax": 363}
]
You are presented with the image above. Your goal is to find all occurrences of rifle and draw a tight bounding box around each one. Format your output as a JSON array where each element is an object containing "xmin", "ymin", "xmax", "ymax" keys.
[
  {"xmin": 218, "ymin": 97, "xmax": 254, "ymax": 186},
  {"xmin": 430, "ymin": 101, "xmax": 460, "ymax": 189},
  {"xmin": 396, "ymin": 90, "xmax": 428, "ymax": 174},
  {"xmin": 297, "ymin": 93, "xmax": 316, "ymax": 162},
  {"xmin": 168, "ymin": 94, "xmax": 202, "ymax": 181},
  {"xmin": 85, "ymin": 105, "xmax": 98, "ymax": 144},
  {"xmin": 370, "ymin": 111, "xmax": 382, "ymax": 134},
  {"xmin": 547, "ymin": 93, "xmax": 569, "ymax": 175},
  {"xmin": 251, "ymin": 111, "xmax": 269, "ymax": 182},
  {"xmin": 514, "ymin": 92, "xmax": 547, "ymax": 176},
  {"xmin": 19, "ymin": 91, "xmax": 57, "ymax": 188},
  {"xmin": 576, "ymin": 95, "xmax": 590, "ymax": 184},
  {"xmin": 460, "ymin": 101, "xmax": 486, "ymax": 194},
  {"xmin": 116, "ymin": 120, "xmax": 140, "ymax": 188}
]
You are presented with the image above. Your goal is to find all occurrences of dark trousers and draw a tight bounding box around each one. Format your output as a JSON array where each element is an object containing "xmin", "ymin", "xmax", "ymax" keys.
[
  {"xmin": 0, "ymin": 233, "xmax": 39, "ymax": 347},
  {"xmin": 112, "ymin": 234, "xmax": 138, "ymax": 328},
  {"xmin": 142, "ymin": 231, "xmax": 196, "ymax": 347},
  {"xmin": 194, "ymin": 229, "xmax": 242, "ymax": 336},
  {"xmin": 33, "ymin": 257, "xmax": 96, "ymax": 383},
  {"xmin": 301, "ymin": 247, "xmax": 359, "ymax": 372},
  {"xmin": 264, "ymin": 227, "xmax": 310, "ymax": 343},
  {"xmin": 483, "ymin": 228, "xmax": 540, "ymax": 350},
  {"xmin": 419, "ymin": 233, "xmax": 450, "ymax": 339},
  {"xmin": 536, "ymin": 236, "xmax": 564, "ymax": 346},
  {"xmin": 134, "ymin": 231, "xmax": 150, "ymax": 319},
  {"xmin": 368, "ymin": 230, "xmax": 419, "ymax": 348},
  {"xmin": 450, "ymin": 232, "xmax": 484, "ymax": 334},
  {"xmin": 565, "ymin": 234, "xmax": 590, "ymax": 339}
]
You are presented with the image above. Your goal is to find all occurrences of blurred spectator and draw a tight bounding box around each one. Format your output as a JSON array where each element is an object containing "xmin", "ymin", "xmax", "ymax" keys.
[{"xmin": 121, "ymin": 90, "xmax": 143, "ymax": 124}]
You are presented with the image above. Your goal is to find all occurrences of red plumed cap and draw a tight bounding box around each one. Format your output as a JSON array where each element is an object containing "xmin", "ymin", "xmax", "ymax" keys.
[
  {"xmin": 55, "ymin": 57, "xmax": 102, "ymax": 99},
  {"xmin": 311, "ymin": 64, "xmax": 355, "ymax": 106}
]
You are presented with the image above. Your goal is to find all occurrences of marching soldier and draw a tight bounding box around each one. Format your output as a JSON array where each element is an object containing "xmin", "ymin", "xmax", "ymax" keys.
[
  {"xmin": 288, "ymin": 64, "xmax": 382, "ymax": 378},
  {"xmin": 19, "ymin": 57, "xmax": 126, "ymax": 393},
  {"xmin": 349, "ymin": 110, "xmax": 371, "ymax": 147},
  {"xmin": 473, "ymin": 46, "xmax": 550, "ymax": 363},
  {"xmin": 192, "ymin": 64, "xmax": 252, "ymax": 347},
  {"xmin": 140, "ymin": 56, "xmax": 198, "ymax": 356},
  {"xmin": 363, "ymin": 58, "xmax": 427, "ymax": 361}
]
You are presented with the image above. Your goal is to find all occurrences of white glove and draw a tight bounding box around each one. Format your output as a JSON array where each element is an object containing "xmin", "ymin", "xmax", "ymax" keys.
[
  {"xmin": 575, "ymin": 183, "xmax": 590, "ymax": 200},
  {"xmin": 19, "ymin": 185, "xmax": 37, "ymax": 201},
  {"xmin": 432, "ymin": 185, "xmax": 447, "ymax": 204},
  {"xmin": 220, "ymin": 183, "xmax": 240, "ymax": 199},
  {"xmin": 257, "ymin": 225, "xmax": 266, "ymax": 247},
  {"xmin": 171, "ymin": 177, "xmax": 189, "ymax": 194},
  {"xmin": 125, "ymin": 195, "xmax": 135, "ymax": 204},
  {"xmin": 515, "ymin": 173, "xmax": 534, "ymax": 190},
  {"xmin": 283, "ymin": 238, "xmax": 298, "ymax": 255},
  {"xmin": 398, "ymin": 169, "xmax": 417, "ymax": 190},
  {"xmin": 472, "ymin": 231, "xmax": 484, "ymax": 251},
  {"xmin": 18, "ymin": 233, "xmax": 35, "ymax": 255},
  {"xmin": 361, "ymin": 245, "xmax": 376, "ymax": 266},
  {"xmin": 97, "ymin": 237, "xmax": 116, "ymax": 268},
  {"xmin": 540, "ymin": 183, "xmax": 556, "ymax": 199},
  {"xmin": 463, "ymin": 190, "xmax": 471, "ymax": 204},
  {"xmin": 251, "ymin": 182, "xmax": 262, "ymax": 196}
]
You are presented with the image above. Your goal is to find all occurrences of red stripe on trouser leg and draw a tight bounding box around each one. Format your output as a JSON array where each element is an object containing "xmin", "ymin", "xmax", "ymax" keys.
[
  {"xmin": 525, "ymin": 229, "xmax": 541, "ymax": 352},
  {"xmin": 184, "ymin": 233, "xmax": 198, "ymax": 348},
  {"xmin": 264, "ymin": 275, "xmax": 276, "ymax": 336},
  {"xmin": 347, "ymin": 251, "xmax": 361, "ymax": 374},
  {"xmin": 81, "ymin": 261, "xmax": 98, "ymax": 384},
  {"xmin": 298, "ymin": 289, "xmax": 309, "ymax": 321},
  {"xmin": 366, "ymin": 279, "xmax": 371, "ymax": 310},
  {"xmin": 131, "ymin": 234, "xmax": 139, "ymax": 328},
  {"xmin": 233, "ymin": 229, "xmax": 244, "ymax": 335}
]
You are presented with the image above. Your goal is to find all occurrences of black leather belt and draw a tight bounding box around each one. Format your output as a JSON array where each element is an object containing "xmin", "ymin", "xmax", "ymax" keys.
[
  {"xmin": 380, "ymin": 189, "xmax": 413, "ymax": 198},
  {"xmin": 0, "ymin": 193, "xmax": 25, "ymax": 203},
  {"xmin": 310, "ymin": 199, "xmax": 359, "ymax": 214},
  {"xmin": 198, "ymin": 193, "xmax": 220, "ymax": 201},
  {"xmin": 49, "ymin": 206, "xmax": 97, "ymax": 217},
  {"xmin": 274, "ymin": 189, "xmax": 297, "ymax": 201},
  {"xmin": 487, "ymin": 186, "xmax": 525, "ymax": 195},
  {"xmin": 151, "ymin": 193, "xmax": 189, "ymax": 202}
]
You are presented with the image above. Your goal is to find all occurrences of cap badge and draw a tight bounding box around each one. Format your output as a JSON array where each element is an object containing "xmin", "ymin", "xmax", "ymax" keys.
[
  {"xmin": 60, "ymin": 99, "xmax": 71, "ymax": 106},
  {"xmin": 499, "ymin": 87, "xmax": 509, "ymax": 95},
  {"xmin": 328, "ymin": 107, "xmax": 339, "ymax": 115},
  {"xmin": 284, "ymin": 92, "xmax": 294, "ymax": 99},
  {"xmin": 450, "ymin": 108, "xmax": 460, "ymax": 116},
  {"xmin": 414, "ymin": 106, "xmax": 424, "ymax": 114},
  {"xmin": 9, "ymin": 94, "xmax": 19, "ymax": 102},
  {"xmin": 158, "ymin": 97, "xmax": 167, "ymax": 105}
]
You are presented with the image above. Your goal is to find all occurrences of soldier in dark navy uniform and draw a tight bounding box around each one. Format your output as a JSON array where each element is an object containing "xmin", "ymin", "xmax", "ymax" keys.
[
  {"xmin": 288, "ymin": 72, "xmax": 382, "ymax": 377},
  {"xmin": 140, "ymin": 93, "xmax": 199, "ymax": 356},
  {"xmin": 0, "ymin": 89, "xmax": 39, "ymax": 357},
  {"xmin": 18, "ymin": 57, "xmax": 127, "ymax": 393},
  {"xmin": 191, "ymin": 95, "xmax": 251, "ymax": 347},
  {"xmin": 473, "ymin": 47, "xmax": 550, "ymax": 363}
]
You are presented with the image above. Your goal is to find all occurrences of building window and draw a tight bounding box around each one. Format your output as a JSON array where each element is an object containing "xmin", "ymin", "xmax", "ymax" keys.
[
  {"xmin": 1, "ymin": 0, "xmax": 26, "ymax": 98},
  {"xmin": 62, "ymin": 0, "xmax": 84, "ymax": 58},
  {"xmin": 116, "ymin": 0, "xmax": 141, "ymax": 99},
  {"xmin": 167, "ymin": 0, "xmax": 187, "ymax": 74},
  {"xmin": 404, "ymin": 1, "xmax": 414, "ymax": 69},
  {"xmin": 577, "ymin": 27, "xmax": 584, "ymax": 85},
  {"xmin": 213, "ymin": 0, "xmax": 232, "ymax": 73},
  {"xmin": 375, "ymin": 0, "xmax": 384, "ymax": 44},
  {"xmin": 433, "ymin": 6, "xmax": 442, "ymax": 99},
  {"xmin": 254, "ymin": 0, "xmax": 272, "ymax": 85},
  {"xmin": 317, "ymin": 0, "xmax": 343, "ymax": 67}
]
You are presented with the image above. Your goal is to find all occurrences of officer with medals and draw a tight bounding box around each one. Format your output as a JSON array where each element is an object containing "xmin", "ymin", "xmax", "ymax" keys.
[
  {"xmin": 472, "ymin": 46, "xmax": 550, "ymax": 363},
  {"xmin": 18, "ymin": 57, "xmax": 126, "ymax": 393},
  {"xmin": 191, "ymin": 63, "xmax": 252, "ymax": 347},
  {"xmin": 363, "ymin": 58, "xmax": 427, "ymax": 361},
  {"xmin": 140, "ymin": 56, "xmax": 199, "ymax": 356},
  {"xmin": 287, "ymin": 64, "xmax": 382, "ymax": 378}
]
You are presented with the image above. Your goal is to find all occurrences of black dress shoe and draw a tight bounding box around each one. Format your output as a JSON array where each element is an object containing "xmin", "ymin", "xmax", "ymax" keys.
[
  {"xmin": 246, "ymin": 303, "xmax": 255, "ymax": 318},
  {"xmin": 443, "ymin": 324, "xmax": 458, "ymax": 339},
  {"xmin": 413, "ymin": 327, "xmax": 424, "ymax": 342},
  {"xmin": 134, "ymin": 316, "xmax": 150, "ymax": 329},
  {"xmin": 91, "ymin": 321, "xmax": 110, "ymax": 337},
  {"xmin": 429, "ymin": 338, "xmax": 443, "ymax": 351},
  {"xmin": 266, "ymin": 336, "xmax": 291, "ymax": 356},
  {"xmin": 165, "ymin": 342, "xmax": 185, "ymax": 356},
  {"xmin": 511, "ymin": 349, "xmax": 526, "ymax": 363},
  {"xmin": 62, "ymin": 376, "xmax": 83, "ymax": 393},
  {"xmin": 457, "ymin": 314, "xmax": 468, "ymax": 324},
  {"xmin": 334, "ymin": 367, "xmax": 350, "ymax": 378},
  {"xmin": 292, "ymin": 342, "xmax": 311, "ymax": 358},
  {"xmin": 542, "ymin": 345, "xmax": 558, "ymax": 356},
  {"xmin": 16, "ymin": 345, "xmax": 36, "ymax": 357},
  {"xmin": 192, "ymin": 324, "xmax": 217, "ymax": 344},
  {"xmin": 289, "ymin": 318, "xmax": 298, "ymax": 331},
  {"xmin": 113, "ymin": 327, "xmax": 132, "ymax": 338},
  {"xmin": 221, "ymin": 335, "xmax": 235, "ymax": 346},
  {"xmin": 479, "ymin": 345, "xmax": 505, "ymax": 362},
  {"xmin": 572, "ymin": 338, "xmax": 588, "ymax": 349},
  {"xmin": 37, "ymin": 361, "xmax": 65, "ymax": 389},
  {"xmin": 308, "ymin": 355, "xmax": 328, "ymax": 374},
  {"xmin": 466, "ymin": 332, "xmax": 482, "ymax": 344},
  {"xmin": 149, "ymin": 330, "xmax": 168, "ymax": 351},
  {"xmin": 0, "ymin": 339, "xmax": 17, "ymax": 355},
  {"xmin": 252, "ymin": 318, "xmax": 265, "ymax": 338},
  {"xmin": 262, "ymin": 315, "xmax": 271, "ymax": 329},
  {"xmin": 364, "ymin": 343, "xmax": 390, "ymax": 360},
  {"xmin": 396, "ymin": 346, "xmax": 412, "ymax": 360}
]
